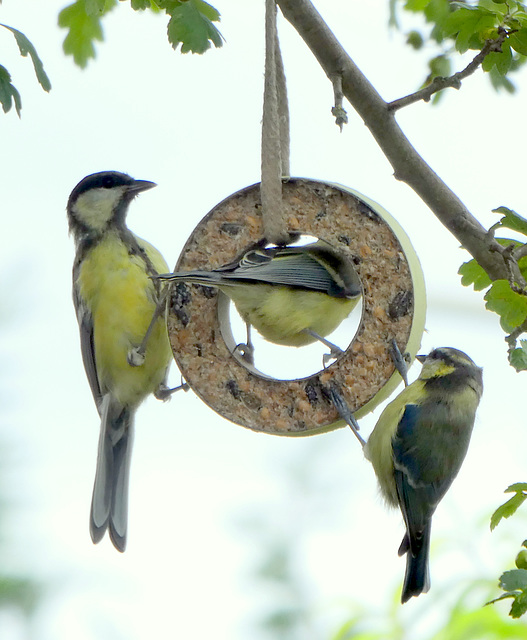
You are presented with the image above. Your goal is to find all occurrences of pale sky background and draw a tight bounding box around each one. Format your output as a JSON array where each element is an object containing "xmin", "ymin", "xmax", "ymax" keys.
[{"xmin": 2, "ymin": 0, "xmax": 527, "ymax": 638}]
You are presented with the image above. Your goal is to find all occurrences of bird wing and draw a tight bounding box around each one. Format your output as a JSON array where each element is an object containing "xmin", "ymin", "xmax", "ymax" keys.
[
  {"xmin": 392, "ymin": 404, "xmax": 441, "ymax": 556},
  {"xmin": 73, "ymin": 259, "xmax": 103, "ymax": 412},
  {"xmin": 218, "ymin": 249, "xmax": 346, "ymax": 296}
]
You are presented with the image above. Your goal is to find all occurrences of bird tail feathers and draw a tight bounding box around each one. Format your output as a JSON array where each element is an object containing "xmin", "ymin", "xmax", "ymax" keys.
[
  {"xmin": 157, "ymin": 271, "xmax": 225, "ymax": 287},
  {"xmin": 399, "ymin": 525, "xmax": 431, "ymax": 604},
  {"xmin": 90, "ymin": 395, "xmax": 134, "ymax": 552}
]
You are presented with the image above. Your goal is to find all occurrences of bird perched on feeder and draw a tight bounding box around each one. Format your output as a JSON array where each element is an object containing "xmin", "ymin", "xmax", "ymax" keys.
[
  {"xmin": 156, "ymin": 239, "xmax": 361, "ymax": 357},
  {"xmin": 363, "ymin": 347, "xmax": 483, "ymax": 603},
  {"xmin": 68, "ymin": 170, "xmax": 173, "ymax": 552}
]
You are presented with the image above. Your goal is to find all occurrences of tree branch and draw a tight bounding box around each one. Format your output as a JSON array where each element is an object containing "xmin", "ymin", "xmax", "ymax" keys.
[
  {"xmin": 276, "ymin": 0, "xmax": 510, "ymax": 281},
  {"xmin": 387, "ymin": 29, "xmax": 509, "ymax": 111}
]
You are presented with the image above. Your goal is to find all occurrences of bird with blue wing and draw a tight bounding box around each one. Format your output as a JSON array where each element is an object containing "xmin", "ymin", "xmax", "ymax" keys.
[{"xmin": 363, "ymin": 347, "xmax": 483, "ymax": 603}]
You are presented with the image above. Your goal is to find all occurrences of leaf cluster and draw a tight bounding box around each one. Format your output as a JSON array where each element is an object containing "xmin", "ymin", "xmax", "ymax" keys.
[
  {"xmin": 393, "ymin": 0, "xmax": 527, "ymax": 96},
  {"xmin": 458, "ymin": 207, "xmax": 527, "ymax": 370},
  {"xmin": 488, "ymin": 484, "xmax": 527, "ymax": 618},
  {"xmin": 0, "ymin": 24, "xmax": 51, "ymax": 116},
  {"xmin": 58, "ymin": 0, "xmax": 223, "ymax": 68}
]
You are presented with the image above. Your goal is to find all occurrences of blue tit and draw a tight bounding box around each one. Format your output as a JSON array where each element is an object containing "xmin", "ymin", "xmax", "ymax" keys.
[
  {"xmin": 68, "ymin": 171, "xmax": 172, "ymax": 552},
  {"xmin": 157, "ymin": 240, "xmax": 361, "ymax": 352},
  {"xmin": 364, "ymin": 347, "xmax": 483, "ymax": 603}
]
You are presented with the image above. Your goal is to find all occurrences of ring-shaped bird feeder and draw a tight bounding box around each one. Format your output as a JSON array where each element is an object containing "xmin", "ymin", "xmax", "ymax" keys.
[{"xmin": 166, "ymin": 178, "xmax": 426, "ymax": 436}]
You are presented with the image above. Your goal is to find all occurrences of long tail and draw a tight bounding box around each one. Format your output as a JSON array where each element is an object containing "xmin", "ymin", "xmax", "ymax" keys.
[
  {"xmin": 90, "ymin": 395, "xmax": 135, "ymax": 552},
  {"xmin": 399, "ymin": 523, "xmax": 431, "ymax": 604}
]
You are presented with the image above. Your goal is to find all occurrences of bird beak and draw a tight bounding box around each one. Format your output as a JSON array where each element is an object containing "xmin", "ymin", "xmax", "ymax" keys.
[
  {"xmin": 416, "ymin": 354, "xmax": 427, "ymax": 364},
  {"xmin": 128, "ymin": 179, "xmax": 157, "ymax": 195}
]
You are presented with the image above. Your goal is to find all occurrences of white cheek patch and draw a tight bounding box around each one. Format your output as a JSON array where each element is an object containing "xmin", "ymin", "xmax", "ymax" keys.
[{"xmin": 73, "ymin": 187, "xmax": 126, "ymax": 232}]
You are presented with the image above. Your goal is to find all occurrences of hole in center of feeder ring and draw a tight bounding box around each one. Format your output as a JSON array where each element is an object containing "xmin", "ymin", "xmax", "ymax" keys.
[{"xmin": 217, "ymin": 235, "xmax": 363, "ymax": 381}]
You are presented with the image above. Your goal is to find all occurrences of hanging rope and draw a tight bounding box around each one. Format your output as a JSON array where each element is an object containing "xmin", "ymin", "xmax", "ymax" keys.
[{"xmin": 261, "ymin": 0, "xmax": 291, "ymax": 245}]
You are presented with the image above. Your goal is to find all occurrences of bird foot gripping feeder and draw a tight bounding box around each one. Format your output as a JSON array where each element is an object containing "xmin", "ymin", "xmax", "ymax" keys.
[{"xmin": 166, "ymin": 178, "xmax": 426, "ymax": 436}]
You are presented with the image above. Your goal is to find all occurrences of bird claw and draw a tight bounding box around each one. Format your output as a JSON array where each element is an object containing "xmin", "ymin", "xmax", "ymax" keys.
[
  {"xmin": 154, "ymin": 380, "xmax": 190, "ymax": 401},
  {"xmin": 328, "ymin": 383, "xmax": 366, "ymax": 447},
  {"xmin": 127, "ymin": 347, "xmax": 145, "ymax": 367},
  {"xmin": 389, "ymin": 338, "xmax": 410, "ymax": 387},
  {"xmin": 233, "ymin": 342, "xmax": 255, "ymax": 366},
  {"xmin": 322, "ymin": 344, "xmax": 344, "ymax": 367}
]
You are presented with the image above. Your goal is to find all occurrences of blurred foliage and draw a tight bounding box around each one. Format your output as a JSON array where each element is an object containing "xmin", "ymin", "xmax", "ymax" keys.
[
  {"xmin": 390, "ymin": 0, "xmax": 527, "ymax": 99},
  {"xmin": 4, "ymin": 0, "xmax": 527, "ymax": 113},
  {"xmin": 491, "ymin": 484, "xmax": 527, "ymax": 531},
  {"xmin": 238, "ymin": 440, "xmax": 342, "ymax": 640},
  {"xmin": 489, "ymin": 485, "xmax": 527, "ymax": 618},
  {"xmin": 239, "ymin": 437, "xmax": 527, "ymax": 637},
  {"xmin": 331, "ymin": 583, "xmax": 527, "ymax": 639},
  {"xmin": 459, "ymin": 207, "xmax": 527, "ymax": 371},
  {"xmin": 0, "ymin": 451, "xmax": 43, "ymax": 627},
  {"xmin": 2, "ymin": 0, "xmax": 223, "ymax": 115},
  {"xmin": 58, "ymin": 0, "xmax": 223, "ymax": 68},
  {"xmin": 0, "ymin": 23, "xmax": 51, "ymax": 116}
]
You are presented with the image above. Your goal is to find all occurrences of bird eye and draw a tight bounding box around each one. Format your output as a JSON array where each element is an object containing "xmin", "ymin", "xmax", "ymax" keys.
[{"xmin": 102, "ymin": 175, "xmax": 115, "ymax": 189}]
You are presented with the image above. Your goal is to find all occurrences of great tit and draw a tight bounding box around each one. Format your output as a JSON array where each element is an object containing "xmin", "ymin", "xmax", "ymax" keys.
[
  {"xmin": 157, "ymin": 240, "xmax": 361, "ymax": 352},
  {"xmin": 68, "ymin": 171, "xmax": 172, "ymax": 552},
  {"xmin": 364, "ymin": 347, "xmax": 483, "ymax": 603}
]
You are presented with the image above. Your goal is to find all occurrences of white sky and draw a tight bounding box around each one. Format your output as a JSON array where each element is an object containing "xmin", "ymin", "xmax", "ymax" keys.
[{"xmin": 1, "ymin": 0, "xmax": 527, "ymax": 638}]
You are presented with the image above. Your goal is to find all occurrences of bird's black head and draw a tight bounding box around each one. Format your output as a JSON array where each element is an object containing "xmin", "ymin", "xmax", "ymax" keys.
[{"xmin": 67, "ymin": 171, "xmax": 156, "ymax": 240}]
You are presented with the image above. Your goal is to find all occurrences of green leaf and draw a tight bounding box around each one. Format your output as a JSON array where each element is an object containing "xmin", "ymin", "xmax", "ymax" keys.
[
  {"xmin": 486, "ymin": 592, "xmax": 516, "ymax": 606},
  {"xmin": 404, "ymin": 0, "xmax": 432, "ymax": 11},
  {"xmin": 509, "ymin": 28, "xmax": 527, "ymax": 55},
  {"xmin": 58, "ymin": 0, "xmax": 116, "ymax": 68},
  {"xmin": 0, "ymin": 64, "xmax": 21, "ymax": 116},
  {"xmin": 505, "ymin": 482, "xmax": 527, "ymax": 493},
  {"xmin": 484, "ymin": 280, "xmax": 527, "ymax": 328},
  {"xmin": 0, "ymin": 24, "xmax": 51, "ymax": 91},
  {"xmin": 428, "ymin": 53, "xmax": 451, "ymax": 78},
  {"xmin": 490, "ymin": 482, "xmax": 527, "ymax": 531},
  {"xmin": 444, "ymin": 7, "xmax": 497, "ymax": 53},
  {"xmin": 131, "ymin": 0, "xmax": 157, "ymax": 8},
  {"xmin": 195, "ymin": 0, "xmax": 220, "ymax": 22},
  {"xmin": 450, "ymin": 2, "xmax": 482, "ymax": 10},
  {"xmin": 497, "ymin": 40, "xmax": 513, "ymax": 74},
  {"xmin": 483, "ymin": 40, "xmax": 513, "ymax": 73},
  {"xmin": 407, "ymin": 29, "xmax": 424, "ymax": 49},
  {"xmin": 510, "ymin": 590, "xmax": 527, "ymax": 618},
  {"xmin": 493, "ymin": 206, "xmax": 527, "ymax": 236},
  {"xmin": 510, "ymin": 340, "xmax": 527, "ymax": 371},
  {"xmin": 458, "ymin": 237, "xmax": 523, "ymax": 292},
  {"xmin": 516, "ymin": 550, "xmax": 527, "ymax": 570},
  {"xmin": 491, "ymin": 487, "xmax": 527, "ymax": 530},
  {"xmin": 489, "ymin": 64, "xmax": 517, "ymax": 92},
  {"xmin": 500, "ymin": 569, "xmax": 527, "ymax": 594},
  {"xmin": 479, "ymin": 0, "xmax": 510, "ymax": 14},
  {"xmin": 458, "ymin": 259, "xmax": 492, "ymax": 291},
  {"xmin": 85, "ymin": 0, "xmax": 110, "ymax": 14},
  {"xmin": 167, "ymin": 0, "xmax": 223, "ymax": 54}
]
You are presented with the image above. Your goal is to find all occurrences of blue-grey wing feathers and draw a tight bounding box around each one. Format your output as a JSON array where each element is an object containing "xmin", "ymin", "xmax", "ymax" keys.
[{"xmin": 160, "ymin": 243, "xmax": 360, "ymax": 299}]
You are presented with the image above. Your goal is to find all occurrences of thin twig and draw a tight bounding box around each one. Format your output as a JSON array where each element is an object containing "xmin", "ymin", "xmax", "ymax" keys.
[
  {"xmin": 513, "ymin": 244, "xmax": 527, "ymax": 261},
  {"xmin": 506, "ymin": 318, "xmax": 527, "ymax": 354},
  {"xmin": 330, "ymin": 73, "xmax": 348, "ymax": 131},
  {"xmin": 388, "ymin": 29, "xmax": 509, "ymax": 112},
  {"xmin": 490, "ymin": 241, "xmax": 527, "ymax": 290}
]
